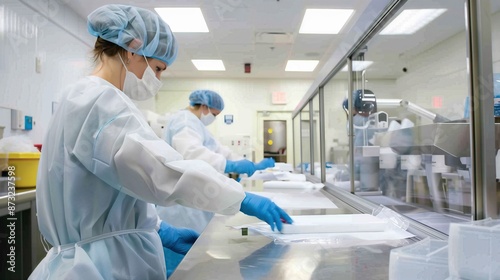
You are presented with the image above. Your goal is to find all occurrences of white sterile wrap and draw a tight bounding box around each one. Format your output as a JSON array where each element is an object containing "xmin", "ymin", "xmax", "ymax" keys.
[{"xmin": 262, "ymin": 180, "xmax": 323, "ymax": 189}]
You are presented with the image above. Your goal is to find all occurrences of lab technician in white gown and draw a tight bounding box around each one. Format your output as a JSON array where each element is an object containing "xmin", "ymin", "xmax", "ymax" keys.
[
  {"xmin": 157, "ymin": 90, "xmax": 276, "ymax": 272},
  {"xmin": 342, "ymin": 89, "xmax": 379, "ymax": 191},
  {"xmin": 343, "ymin": 89, "xmax": 396, "ymax": 192},
  {"xmin": 342, "ymin": 89, "xmax": 378, "ymax": 148},
  {"xmin": 157, "ymin": 89, "xmax": 276, "ymax": 229},
  {"xmin": 29, "ymin": 5, "xmax": 292, "ymax": 280},
  {"xmin": 165, "ymin": 89, "xmax": 275, "ymax": 176}
]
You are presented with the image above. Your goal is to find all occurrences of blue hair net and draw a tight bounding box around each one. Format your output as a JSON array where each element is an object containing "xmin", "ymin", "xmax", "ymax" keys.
[
  {"xmin": 87, "ymin": 4, "xmax": 178, "ymax": 66},
  {"xmin": 189, "ymin": 90, "xmax": 225, "ymax": 111}
]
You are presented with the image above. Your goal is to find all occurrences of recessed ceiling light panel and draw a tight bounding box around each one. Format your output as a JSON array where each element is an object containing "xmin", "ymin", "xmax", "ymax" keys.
[
  {"xmin": 285, "ymin": 60, "xmax": 319, "ymax": 72},
  {"xmin": 191, "ymin": 59, "xmax": 225, "ymax": 71},
  {"xmin": 155, "ymin": 7, "xmax": 209, "ymax": 32},
  {"xmin": 299, "ymin": 9, "xmax": 354, "ymax": 34}
]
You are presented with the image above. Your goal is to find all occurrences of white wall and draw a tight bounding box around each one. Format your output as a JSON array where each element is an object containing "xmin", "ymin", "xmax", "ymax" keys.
[
  {"xmin": 394, "ymin": 10, "xmax": 500, "ymax": 124},
  {"xmin": 387, "ymin": 11, "xmax": 500, "ymax": 123},
  {"xmin": 0, "ymin": 0, "xmax": 94, "ymax": 144},
  {"xmin": 395, "ymin": 31, "xmax": 468, "ymax": 125},
  {"xmin": 155, "ymin": 78, "xmax": 313, "ymax": 162}
]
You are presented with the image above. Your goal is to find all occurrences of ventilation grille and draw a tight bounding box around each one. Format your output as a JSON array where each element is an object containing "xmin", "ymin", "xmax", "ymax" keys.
[{"xmin": 255, "ymin": 32, "xmax": 294, "ymax": 44}]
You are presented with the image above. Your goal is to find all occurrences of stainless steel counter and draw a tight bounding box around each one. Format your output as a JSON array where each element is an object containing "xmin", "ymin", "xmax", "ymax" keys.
[
  {"xmin": 0, "ymin": 186, "xmax": 36, "ymax": 215},
  {"xmin": 170, "ymin": 187, "xmax": 416, "ymax": 280}
]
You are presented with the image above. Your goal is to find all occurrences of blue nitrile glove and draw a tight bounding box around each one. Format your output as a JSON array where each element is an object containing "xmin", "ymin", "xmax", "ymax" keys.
[
  {"xmin": 225, "ymin": 159, "xmax": 256, "ymax": 176},
  {"xmin": 158, "ymin": 221, "xmax": 199, "ymax": 255},
  {"xmin": 239, "ymin": 192, "xmax": 293, "ymax": 232},
  {"xmin": 255, "ymin": 158, "xmax": 275, "ymax": 170}
]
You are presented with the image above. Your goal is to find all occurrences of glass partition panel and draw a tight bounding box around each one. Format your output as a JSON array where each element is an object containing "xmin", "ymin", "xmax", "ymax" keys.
[
  {"xmin": 351, "ymin": 48, "xmax": 383, "ymax": 194},
  {"xmin": 300, "ymin": 106, "xmax": 311, "ymax": 173},
  {"xmin": 350, "ymin": 0, "xmax": 471, "ymax": 233},
  {"xmin": 323, "ymin": 63, "xmax": 351, "ymax": 188},
  {"xmin": 311, "ymin": 94, "xmax": 321, "ymax": 177}
]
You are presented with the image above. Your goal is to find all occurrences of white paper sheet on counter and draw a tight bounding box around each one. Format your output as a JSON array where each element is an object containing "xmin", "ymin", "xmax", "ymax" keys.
[
  {"xmin": 234, "ymin": 214, "xmax": 414, "ymax": 243},
  {"xmin": 262, "ymin": 180, "xmax": 324, "ymax": 189},
  {"xmin": 244, "ymin": 171, "xmax": 307, "ymax": 182},
  {"xmin": 248, "ymin": 191, "xmax": 338, "ymax": 209},
  {"xmin": 248, "ymin": 223, "xmax": 414, "ymax": 243},
  {"xmin": 279, "ymin": 214, "xmax": 387, "ymax": 234}
]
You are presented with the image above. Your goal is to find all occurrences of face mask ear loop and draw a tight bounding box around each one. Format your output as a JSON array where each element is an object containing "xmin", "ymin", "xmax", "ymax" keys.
[
  {"xmin": 143, "ymin": 55, "xmax": 153, "ymax": 70},
  {"xmin": 205, "ymin": 106, "xmax": 214, "ymax": 117},
  {"xmin": 118, "ymin": 54, "xmax": 129, "ymax": 71}
]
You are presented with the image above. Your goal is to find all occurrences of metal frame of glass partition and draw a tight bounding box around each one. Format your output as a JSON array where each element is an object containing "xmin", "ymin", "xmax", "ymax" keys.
[
  {"xmin": 319, "ymin": 86, "xmax": 326, "ymax": 183},
  {"xmin": 292, "ymin": 0, "xmax": 497, "ymax": 238},
  {"xmin": 347, "ymin": 58, "xmax": 355, "ymax": 194},
  {"xmin": 297, "ymin": 112, "xmax": 303, "ymax": 174},
  {"xmin": 309, "ymin": 101, "xmax": 315, "ymax": 176},
  {"xmin": 465, "ymin": 0, "xmax": 497, "ymax": 220}
]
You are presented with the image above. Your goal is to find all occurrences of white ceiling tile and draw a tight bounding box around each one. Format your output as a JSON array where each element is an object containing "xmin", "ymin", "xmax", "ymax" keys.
[
  {"xmin": 64, "ymin": 0, "xmax": 467, "ymax": 79},
  {"xmin": 213, "ymin": 28, "xmax": 254, "ymax": 45},
  {"xmin": 219, "ymin": 44, "xmax": 255, "ymax": 53}
]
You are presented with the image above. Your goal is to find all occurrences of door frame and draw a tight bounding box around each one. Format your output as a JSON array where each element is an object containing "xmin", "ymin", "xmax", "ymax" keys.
[{"xmin": 256, "ymin": 111, "xmax": 293, "ymax": 164}]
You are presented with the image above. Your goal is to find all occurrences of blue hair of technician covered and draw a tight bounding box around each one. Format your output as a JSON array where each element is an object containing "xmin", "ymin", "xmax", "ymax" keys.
[
  {"xmin": 87, "ymin": 4, "xmax": 178, "ymax": 66},
  {"xmin": 189, "ymin": 90, "xmax": 225, "ymax": 111}
]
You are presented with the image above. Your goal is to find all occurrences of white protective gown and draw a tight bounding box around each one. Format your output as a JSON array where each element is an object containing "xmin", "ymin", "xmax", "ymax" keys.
[
  {"xmin": 30, "ymin": 76, "xmax": 244, "ymax": 280},
  {"xmin": 164, "ymin": 109, "xmax": 242, "ymax": 173},
  {"xmin": 157, "ymin": 110, "xmax": 243, "ymax": 232}
]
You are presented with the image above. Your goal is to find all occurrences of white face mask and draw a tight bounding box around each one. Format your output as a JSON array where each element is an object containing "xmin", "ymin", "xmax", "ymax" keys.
[
  {"xmin": 200, "ymin": 108, "xmax": 216, "ymax": 126},
  {"xmin": 119, "ymin": 55, "xmax": 163, "ymax": 101}
]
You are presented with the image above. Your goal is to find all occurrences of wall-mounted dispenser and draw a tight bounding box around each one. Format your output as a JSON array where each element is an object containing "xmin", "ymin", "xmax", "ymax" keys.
[
  {"xmin": 11, "ymin": 109, "xmax": 33, "ymax": 130},
  {"xmin": 11, "ymin": 109, "xmax": 25, "ymax": 130},
  {"xmin": 24, "ymin": 115, "xmax": 33, "ymax": 130}
]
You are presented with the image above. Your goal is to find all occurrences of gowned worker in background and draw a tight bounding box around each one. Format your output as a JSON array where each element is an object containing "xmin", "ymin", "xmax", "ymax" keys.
[
  {"xmin": 157, "ymin": 90, "xmax": 276, "ymax": 272},
  {"xmin": 164, "ymin": 89, "xmax": 275, "ymax": 177},
  {"xmin": 342, "ymin": 89, "xmax": 378, "ymax": 148},
  {"xmin": 342, "ymin": 89, "xmax": 381, "ymax": 191},
  {"xmin": 30, "ymin": 5, "xmax": 292, "ymax": 280}
]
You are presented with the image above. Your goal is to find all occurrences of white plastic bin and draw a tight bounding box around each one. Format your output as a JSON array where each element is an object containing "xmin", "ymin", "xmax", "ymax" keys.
[
  {"xmin": 389, "ymin": 237, "xmax": 449, "ymax": 280},
  {"xmin": 449, "ymin": 219, "xmax": 500, "ymax": 280}
]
